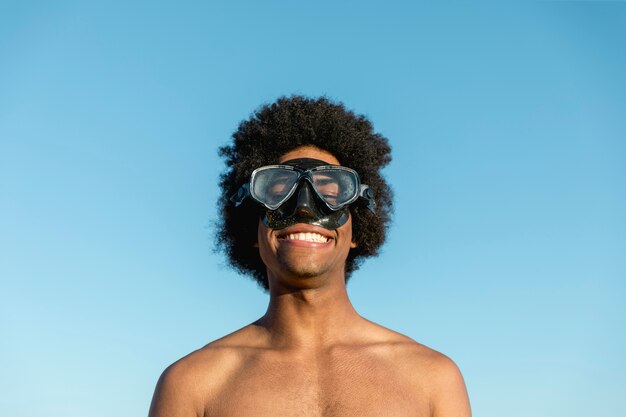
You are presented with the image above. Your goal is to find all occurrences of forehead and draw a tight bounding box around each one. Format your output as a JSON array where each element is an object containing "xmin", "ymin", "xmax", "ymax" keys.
[{"xmin": 277, "ymin": 146, "xmax": 341, "ymax": 165}]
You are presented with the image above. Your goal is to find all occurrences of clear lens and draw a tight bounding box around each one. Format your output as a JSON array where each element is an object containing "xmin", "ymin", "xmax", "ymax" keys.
[
  {"xmin": 310, "ymin": 169, "xmax": 357, "ymax": 208},
  {"xmin": 252, "ymin": 168, "xmax": 300, "ymax": 209}
]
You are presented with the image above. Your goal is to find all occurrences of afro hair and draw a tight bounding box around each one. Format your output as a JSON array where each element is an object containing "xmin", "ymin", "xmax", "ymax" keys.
[{"xmin": 216, "ymin": 95, "xmax": 393, "ymax": 290}]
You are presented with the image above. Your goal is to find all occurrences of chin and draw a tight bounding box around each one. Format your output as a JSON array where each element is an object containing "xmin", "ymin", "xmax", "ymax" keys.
[{"xmin": 278, "ymin": 260, "xmax": 327, "ymax": 279}]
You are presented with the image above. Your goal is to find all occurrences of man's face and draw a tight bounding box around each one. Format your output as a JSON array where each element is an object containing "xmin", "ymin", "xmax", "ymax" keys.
[{"xmin": 257, "ymin": 146, "xmax": 357, "ymax": 286}]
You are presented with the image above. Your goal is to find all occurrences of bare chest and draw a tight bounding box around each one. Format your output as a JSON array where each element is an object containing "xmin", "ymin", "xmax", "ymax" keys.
[{"xmin": 205, "ymin": 352, "xmax": 431, "ymax": 417}]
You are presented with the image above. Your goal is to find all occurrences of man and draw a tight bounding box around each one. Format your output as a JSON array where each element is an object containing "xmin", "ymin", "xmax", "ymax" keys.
[{"xmin": 149, "ymin": 96, "xmax": 471, "ymax": 416}]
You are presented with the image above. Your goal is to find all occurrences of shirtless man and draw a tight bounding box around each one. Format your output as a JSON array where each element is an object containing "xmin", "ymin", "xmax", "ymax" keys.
[{"xmin": 148, "ymin": 96, "xmax": 471, "ymax": 417}]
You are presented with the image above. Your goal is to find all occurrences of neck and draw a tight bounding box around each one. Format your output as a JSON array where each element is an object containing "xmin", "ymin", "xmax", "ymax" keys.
[{"xmin": 256, "ymin": 278, "xmax": 362, "ymax": 349}]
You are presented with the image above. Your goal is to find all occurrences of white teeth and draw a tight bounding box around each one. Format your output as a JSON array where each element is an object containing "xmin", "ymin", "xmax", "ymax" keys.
[{"xmin": 285, "ymin": 232, "xmax": 329, "ymax": 242}]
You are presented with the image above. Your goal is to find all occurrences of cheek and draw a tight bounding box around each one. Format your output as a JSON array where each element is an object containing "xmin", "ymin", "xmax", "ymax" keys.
[
  {"xmin": 257, "ymin": 222, "xmax": 274, "ymax": 264},
  {"xmin": 348, "ymin": 221, "xmax": 357, "ymax": 248},
  {"xmin": 342, "ymin": 216, "xmax": 357, "ymax": 248},
  {"xmin": 257, "ymin": 222, "xmax": 266, "ymax": 248}
]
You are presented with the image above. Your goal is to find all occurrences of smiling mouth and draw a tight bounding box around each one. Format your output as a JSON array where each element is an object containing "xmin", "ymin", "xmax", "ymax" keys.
[{"xmin": 278, "ymin": 232, "xmax": 331, "ymax": 243}]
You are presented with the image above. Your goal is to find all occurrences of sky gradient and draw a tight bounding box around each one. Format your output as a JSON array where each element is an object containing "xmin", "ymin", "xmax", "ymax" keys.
[{"xmin": 1, "ymin": 2, "xmax": 625, "ymax": 416}]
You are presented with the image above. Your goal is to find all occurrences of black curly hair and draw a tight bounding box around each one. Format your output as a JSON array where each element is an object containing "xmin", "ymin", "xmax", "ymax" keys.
[{"xmin": 216, "ymin": 95, "xmax": 393, "ymax": 290}]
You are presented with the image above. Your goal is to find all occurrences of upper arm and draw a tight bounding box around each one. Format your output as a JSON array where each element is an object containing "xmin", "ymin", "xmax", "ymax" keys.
[
  {"xmin": 148, "ymin": 363, "xmax": 200, "ymax": 417},
  {"xmin": 429, "ymin": 356, "xmax": 472, "ymax": 417}
]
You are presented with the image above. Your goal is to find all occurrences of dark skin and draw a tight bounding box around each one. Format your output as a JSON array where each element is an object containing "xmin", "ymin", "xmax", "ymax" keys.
[{"xmin": 149, "ymin": 146, "xmax": 471, "ymax": 417}]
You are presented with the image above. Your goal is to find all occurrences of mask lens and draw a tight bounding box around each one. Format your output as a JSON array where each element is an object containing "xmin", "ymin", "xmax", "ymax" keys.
[
  {"xmin": 251, "ymin": 168, "xmax": 300, "ymax": 209},
  {"xmin": 311, "ymin": 169, "xmax": 358, "ymax": 209}
]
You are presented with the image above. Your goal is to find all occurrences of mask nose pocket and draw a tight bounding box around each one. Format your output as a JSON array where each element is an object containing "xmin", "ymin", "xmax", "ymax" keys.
[{"xmin": 293, "ymin": 182, "xmax": 322, "ymax": 219}]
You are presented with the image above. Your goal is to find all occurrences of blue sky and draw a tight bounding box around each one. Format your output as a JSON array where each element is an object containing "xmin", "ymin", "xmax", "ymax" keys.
[{"xmin": 1, "ymin": 1, "xmax": 625, "ymax": 416}]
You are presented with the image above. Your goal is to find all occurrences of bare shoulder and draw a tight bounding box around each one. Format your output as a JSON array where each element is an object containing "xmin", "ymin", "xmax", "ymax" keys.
[
  {"xmin": 363, "ymin": 322, "xmax": 472, "ymax": 417},
  {"xmin": 148, "ymin": 325, "xmax": 261, "ymax": 417}
]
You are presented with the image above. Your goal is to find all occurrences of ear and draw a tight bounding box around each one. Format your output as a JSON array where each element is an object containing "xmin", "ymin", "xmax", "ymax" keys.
[
  {"xmin": 253, "ymin": 242, "xmax": 259, "ymax": 248},
  {"xmin": 350, "ymin": 241, "xmax": 357, "ymax": 248}
]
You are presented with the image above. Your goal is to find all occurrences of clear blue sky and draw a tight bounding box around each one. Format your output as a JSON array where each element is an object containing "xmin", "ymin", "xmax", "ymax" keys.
[{"xmin": 1, "ymin": 1, "xmax": 625, "ymax": 416}]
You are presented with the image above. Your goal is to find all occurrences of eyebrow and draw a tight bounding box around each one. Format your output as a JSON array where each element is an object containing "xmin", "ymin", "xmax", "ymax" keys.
[{"xmin": 314, "ymin": 177, "xmax": 338, "ymax": 185}]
